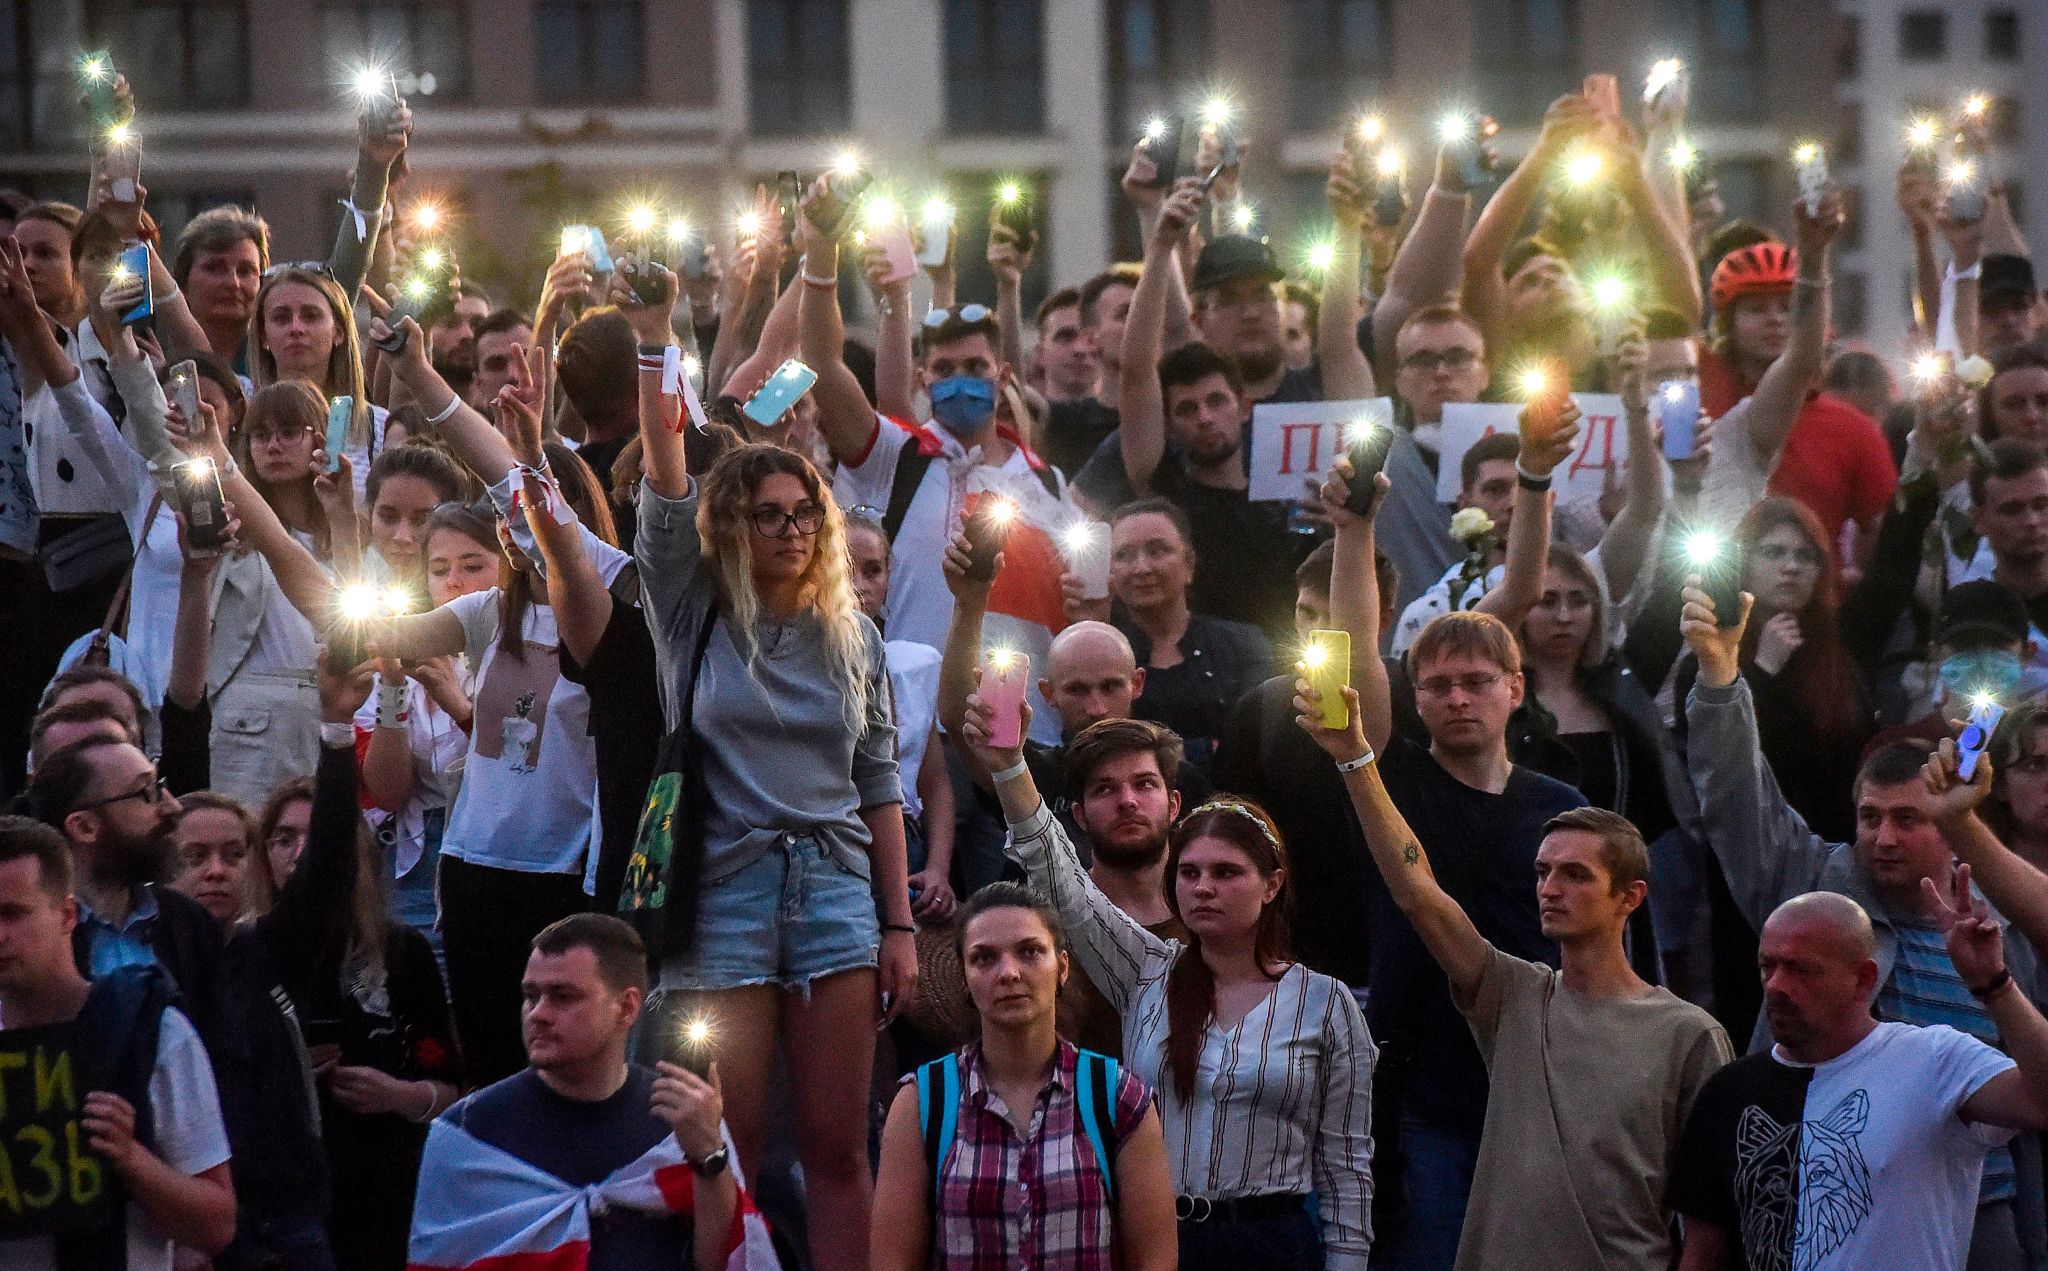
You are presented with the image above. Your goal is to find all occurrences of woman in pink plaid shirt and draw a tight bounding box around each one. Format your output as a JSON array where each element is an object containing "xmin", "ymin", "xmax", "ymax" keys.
[{"xmin": 872, "ymin": 883, "xmax": 1180, "ymax": 1270}]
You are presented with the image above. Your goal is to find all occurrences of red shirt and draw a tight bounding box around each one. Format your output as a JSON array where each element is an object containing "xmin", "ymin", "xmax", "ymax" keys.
[{"xmin": 1700, "ymin": 348, "xmax": 1897, "ymax": 538}]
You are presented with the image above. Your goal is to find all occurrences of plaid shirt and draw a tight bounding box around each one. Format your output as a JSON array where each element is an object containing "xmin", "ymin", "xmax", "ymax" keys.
[{"xmin": 920, "ymin": 1039, "xmax": 1151, "ymax": 1271}]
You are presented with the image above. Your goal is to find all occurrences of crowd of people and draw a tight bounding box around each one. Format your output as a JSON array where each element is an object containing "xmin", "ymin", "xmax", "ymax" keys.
[{"xmin": 7, "ymin": 45, "xmax": 2048, "ymax": 1271}]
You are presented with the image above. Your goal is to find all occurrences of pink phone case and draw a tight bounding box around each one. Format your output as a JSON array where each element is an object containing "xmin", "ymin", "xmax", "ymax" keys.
[
  {"xmin": 878, "ymin": 225, "xmax": 918, "ymax": 286},
  {"xmin": 981, "ymin": 655, "xmax": 1031, "ymax": 750}
]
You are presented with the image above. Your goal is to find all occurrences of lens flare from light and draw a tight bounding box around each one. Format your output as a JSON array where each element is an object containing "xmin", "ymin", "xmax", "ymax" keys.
[
  {"xmin": 1438, "ymin": 113, "xmax": 1471, "ymax": 144},
  {"xmin": 1668, "ymin": 139, "xmax": 1697, "ymax": 171},
  {"xmin": 106, "ymin": 122, "xmax": 134, "ymax": 147},
  {"xmin": 1357, "ymin": 115, "xmax": 1385, "ymax": 145},
  {"xmin": 1519, "ymin": 366, "xmax": 1549, "ymax": 398},
  {"xmin": 1303, "ymin": 239, "xmax": 1336, "ymax": 274},
  {"xmin": 1792, "ymin": 142, "xmax": 1822, "ymax": 167},
  {"xmin": 1563, "ymin": 150, "xmax": 1604, "ymax": 186},
  {"xmin": 1906, "ymin": 118, "xmax": 1940, "ymax": 149},
  {"xmin": 1646, "ymin": 58, "xmax": 1682, "ymax": 99},
  {"xmin": 987, "ymin": 647, "xmax": 1021, "ymax": 671},
  {"xmin": 1231, "ymin": 204, "xmax": 1255, "ymax": 232},
  {"xmin": 1376, "ymin": 149, "xmax": 1404, "ymax": 179},
  {"xmin": 1964, "ymin": 93, "xmax": 1989, "ymax": 118},
  {"xmin": 666, "ymin": 216, "xmax": 690, "ymax": 243},
  {"xmin": 1684, "ymin": 530, "xmax": 1723, "ymax": 567}
]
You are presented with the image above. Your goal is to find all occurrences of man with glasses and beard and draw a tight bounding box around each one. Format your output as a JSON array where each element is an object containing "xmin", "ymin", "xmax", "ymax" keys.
[{"xmin": 26, "ymin": 737, "xmax": 227, "ymax": 1052}]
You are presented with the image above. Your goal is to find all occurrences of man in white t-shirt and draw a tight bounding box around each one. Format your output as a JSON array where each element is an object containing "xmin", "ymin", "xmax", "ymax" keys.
[
  {"xmin": 1670, "ymin": 889, "xmax": 2048, "ymax": 1271},
  {"xmin": 0, "ymin": 815, "xmax": 233, "ymax": 1271}
]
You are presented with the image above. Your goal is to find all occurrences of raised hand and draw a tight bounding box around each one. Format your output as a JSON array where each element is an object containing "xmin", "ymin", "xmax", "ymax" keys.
[
  {"xmin": 1294, "ymin": 680, "xmax": 1369, "ymax": 762},
  {"xmin": 1924, "ymin": 736, "xmax": 1995, "ymax": 824},
  {"xmin": 1318, "ymin": 459, "xmax": 1389, "ymax": 531},
  {"xmin": 1793, "ymin": 186, "xmax": 1847, "ymax": 256},
  {"xmin": 1152, "ymin": 179, "xmax": 1206, "ymax": 252},
  {"xmin": 1516, "ymin": 397, "xmax": 1584, "ymax": 479},
  {"xmin": 941, "ymin": 530, "xmax": 999, "ymax": 604},
  {"xmin": 497, "ymin": 344, "xmax": 549, "ymax": 466},
  {"xmin": 651, "ymin": 1061, "xmax": 726, "ymax": 1161},
  {"xmin": 0, "ymin": 237, "xmax": 40, "ymax": 341},
  {"xmin": 1679, "ymin": 579, "xmax": 1753, "ymax": 688},
  {"xmin": 958, "ymin": 684, "xmax": 1029, "ymax": 777},
  {"xmin": 1926, "ymin": 863, "xmax": 2007, "ymax": 993},
  {"xmin": 1326, "ymin": 150, "xmax": 1371, "ymax": 230}
]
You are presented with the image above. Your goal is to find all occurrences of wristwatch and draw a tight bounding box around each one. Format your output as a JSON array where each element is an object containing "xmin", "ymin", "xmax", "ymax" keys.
[{"xmin": 686, "ymin": 1145, "xmax": 730, "ymax": 1178}]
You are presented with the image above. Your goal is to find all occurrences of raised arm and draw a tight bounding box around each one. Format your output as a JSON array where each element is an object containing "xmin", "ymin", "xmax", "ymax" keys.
[
  {"xmin": 1299, "ymin": 681, "xmax": 1492, "ymax": 998},
  {"xmin": 796, "ymin": 179, "xmax": 884, "ymax": 468},
  {"xmin": 324, "ymin": 99, "xmax": 412, "ymax": 297},
  {"xmin": 936, "ymin": 531, "xmax": 998, "ymax": 786},
  {"xmin": 1119, "ymin": 181, "xmax": 1205, "ymax": 494},
  {"xmin": 712, "ymin": 190, "xmax": 794, "ymax": 401},
  {"xmin": 1900, "ymin": 161, "xmax": 1944, "ymax": 342},
  {"xmin": 988, "ymin": 223, "xmax": 1032, "ymax": 374},
  {"xmin": 1926, "ymin": 743, "xmax": 2048, "ymax": 960},
  {"xmin": 260, "ymin": 654, "xmax": 370, "ymax": 973},
  {"xmin": 1740, "ymin": 190, "xmax": 1843, "ymax": 464},
  {"xmin": 1461, "ymin": 95, "xmax": 1599, "ymax": 342},
  {"xmin": 1318, "ymin": 462, "xmax": 1393, "ymax": 751},
  {"xmin": 1319, "ymin": 151, "xmax": 1378, "ymax": 402},
  {"xmin": 1933, "ymin": 865, "xmax": 2048, "ymax": 1131},
  {"xmin": 857, "ymin": 240, "xmax": 918, "ymax": 422},
  {"xmin": 374, "ymin": 315, "xmax": 519, "ymax": 481},
  {"xmin": 1477, "ymin": 396, "xmax": 1579, "ymax": 623},
  {"xmin": 1591, "ymin": 338, "xmax": 1668, "ymax": 601},
  {"xmin": 1613, "ymin": 127, "xmax": 1703, "ymax": 326},
  {"xmin": 1371, "ymin": 147, "xmax": 1475, "ymax": 373}
]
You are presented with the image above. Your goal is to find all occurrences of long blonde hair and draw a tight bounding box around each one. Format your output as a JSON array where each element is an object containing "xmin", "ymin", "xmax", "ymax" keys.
[
  {"xmin": 696, "ymin": 443, "xmax": 873, "ymax": 726},
  {"xmin": 251, "ymin": 266, "xmax": 370, "ymax": 449}
]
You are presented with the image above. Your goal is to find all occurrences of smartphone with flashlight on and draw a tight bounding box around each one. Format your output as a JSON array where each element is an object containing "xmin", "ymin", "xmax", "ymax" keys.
[
  {"xmin": 1958, "ymin": 696, "xmax": 2006, "ymax": 782},
  {"xmin": 676, "ymin": 1017, "xmax": 716, "ymax": 1079},
  {"xmin": 102, "ymin": 121, "xmax": 141, "ymax": 204},
  {"xmin": 991, "ymin": 185, "xmax": 1037, "ymax": 255},
  {"xmin": 1343, "ymin": 420, "xmax": 1393, "ymax": 518},
  {"xmin": 1683, "ymin": 532, "xmax": 1745, "ymax": 629},
  {"xmin": 617, "ymin": 252, "xmax": 670, "ymax": 308},
  {"xmin": 1946, "ymin": 164, "xmax": 1988, "ymax": 223},
  {"xmin": 915, "ymin": 199, "xmax": 954, "ymax": 269},
  {"xmin": 1303, "ymin": 630, "xmax": 1352, "ymax": 730},
  {"xmin": 668, "ymin": 224, "xmax": 709, "ymax": 281},
  {"xmin": 174, "ymin": 458, "xmax": 228, "ymax": 555},
  {"xmin": 167, "ymin": 360, "xmax": 202, "ymax": 431},
  {"xmin": 1658, "ymin": 381, "xmax": 1700, "ymax": 461},
  {"xmin": 1138, "ymin": 115, "xmax": 1185, "ymax": 188},
  {"xmin": 742, "ymin": 359, "xmax": 818, "ymax": 428},
  {"xmin": 776, "ymin": 171, "xmax": 802, "ymax": 244},
  {"xmin": 373, "ymin": 272, "xmax": 453, "ymax": 353},
  {"xmin": 979, "ymin": 651, "xmax": 1031, "ymax": 750},
  {"xmin": 1794, "ymin": 145, "xmax": 1830, "ymax": 217},
  {"xmin": 1060, "ymin": 521, "xmax": 1110, "ymax": 600},
  {"xmin": 964, "ymin": 496, "xmax": 1016, "ymax": 582},
  {"xmin": 115, "ymin": 242, "xmax": 153, "ymax": 327},
  {"xmin": 1447, "ymin": 113, "xmax": 1500, "ymax": 190},
  {"xmin": 325, "ymin": 396, "xmax": 354, "ymax": 473},
  {"xmin": 358, "ymin": 69, "xmax": 403, "ymax": 136},
  {"xmin": 875, "ymin": 224, "xmax": 919, "ymax": 287},
  {"xmin": 78, "ymin": 52, "xmax": 121, "ymax": 126}
]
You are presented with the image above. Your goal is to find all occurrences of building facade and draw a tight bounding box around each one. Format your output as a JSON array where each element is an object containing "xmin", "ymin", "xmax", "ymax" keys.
[{"xmin": 3, "ymin": 0, "xmax": 1844, "ymax": 329}]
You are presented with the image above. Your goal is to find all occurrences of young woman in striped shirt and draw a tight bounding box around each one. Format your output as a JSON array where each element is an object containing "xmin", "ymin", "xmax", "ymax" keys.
[{"xmin": 958, "ymin": 682, "xmax": 1378, "ymax": 1270}]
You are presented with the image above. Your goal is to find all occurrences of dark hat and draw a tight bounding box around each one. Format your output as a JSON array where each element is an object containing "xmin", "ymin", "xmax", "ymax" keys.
[
  {"xmin": 1937, "ymin": 580, "xmax": 2031, "ymax": 647},
  {"xmin": 1192, "ymin": 234, "xmax": 1284, "ymax": 294},
  {"xmin": 1983, "ymin": 253, "xmax": 2038, "ymax": 303}
]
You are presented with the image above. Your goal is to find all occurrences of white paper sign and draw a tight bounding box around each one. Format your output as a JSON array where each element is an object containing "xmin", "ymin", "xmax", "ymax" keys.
[
  {"xmin": 1434, "ymin": 394, "xmax": 1628, "ymax": 506},
  {"xmin": 1247, "ymin": 398, "xmax": 1394, "ymax": 503}
]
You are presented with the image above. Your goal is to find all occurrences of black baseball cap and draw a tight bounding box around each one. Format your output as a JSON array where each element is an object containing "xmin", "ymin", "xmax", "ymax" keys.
[
  {"xmin": 1192, "ymin": 234, "xmax": 1284, "ymax": 294},
  {"xmin": 1937, "ymin": 580, "xmax": 2031, "ymax": 648},
  {"xmin": 1983, "ymin": 253, "xmax": 2037, "ymax": 304}
]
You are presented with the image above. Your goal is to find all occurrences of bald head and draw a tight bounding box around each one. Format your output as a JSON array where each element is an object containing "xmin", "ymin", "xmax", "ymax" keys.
[
  {"xmin": 1041, "ymin": 622, "xmax": 1142, "ymax": 735},
  {"xmin": 1764, "ymin": 892, "xmax": 1878, "ymax": 963}
]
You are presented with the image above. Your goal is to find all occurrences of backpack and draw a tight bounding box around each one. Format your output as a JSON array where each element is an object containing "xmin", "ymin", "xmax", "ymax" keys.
[
  {"xmin": 879, "ymin": 441, "xmax": 1061, "ymax": 546},
  {"xmin": 914, "ymin": 1047, "xmax": 1122, "ymax": 1212}
]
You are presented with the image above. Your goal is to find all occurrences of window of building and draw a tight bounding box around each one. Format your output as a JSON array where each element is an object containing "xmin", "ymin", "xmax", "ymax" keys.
[
  {"xmin": 152, "ymin": 187, "xmax": 259, "ymax": 247},
  {"xmin": 1469, "ymin": 0, "xmax": 1578, "ymax": 123},
  {"xmin": 124, "ymin": 2, "xmax": 250, "ymax": 109},
  {"xmin": 0, "ymin": 0, "xmax": 32, "ymax": 147},
  {"xmin": 945, "ymin": 0, "xmax": 1043, "ymax": 134},
  {"xmin": 1985, "ymin": 8, "xmax": 2019, "ymax": 61},
  {"xmin": 1653, "ymin": 0, "xmax": 1760, "ymax": 121},
  {"xmin": 1106, "ymin": 0, "xmax": 1208, "ymax": 146},
  {"xmin": 943, "ymin": 173, "xmax": 1050, "ymax": 310},
  {"xmin": 1834, "ymin": 14, "xmax": 1860, "ymax": 80},
  {"xmin": 748, "ymin": 0, "xmax": 850, "ymax": 136},
  {"xmin": 1834, "ymin": 104, "xmax": 1862, "ymax": 168},
  {"xmin": 1288, "ymin": 0, "xmax": 1388, "ymax": 132},
  {"xmin": 1898, "ymin": 10, "xmax": 1946, "ymax": 61},
  {"xmin": 321, "ymin": 1, "xmax": 467, "ymax": 101},
  {"xmin": 533, "ymin": 0, "xmax": 643, "ymax": 104}
]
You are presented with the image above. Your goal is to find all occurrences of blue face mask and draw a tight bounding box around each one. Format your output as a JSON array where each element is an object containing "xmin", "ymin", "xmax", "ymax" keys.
[
  {"xmin": 928, "ymin": 374, "xmax": 998, "ymax": 439},
  {"xmin": 1939, "ymin": 648, "xmax": 2024, "ymax": 700}
]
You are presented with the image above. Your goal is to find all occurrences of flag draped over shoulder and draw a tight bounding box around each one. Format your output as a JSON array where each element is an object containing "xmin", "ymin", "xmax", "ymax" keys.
[{"xmin": 406, "ymin": 1118, "xmax": 777, "ymax": 1271}]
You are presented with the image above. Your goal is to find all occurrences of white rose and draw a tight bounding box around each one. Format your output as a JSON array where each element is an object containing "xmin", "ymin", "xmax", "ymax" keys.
[
  {"xmin": 1450, "ymin": 507, "xmax": 1495, "ymax": 545},
  {"xmin": 1957, "ymin": 354, "xmax": 1996, "ymax": 389}
]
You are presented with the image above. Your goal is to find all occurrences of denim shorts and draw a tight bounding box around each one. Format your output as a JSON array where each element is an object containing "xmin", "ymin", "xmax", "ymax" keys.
[{"xmin": 657, "ymin": 833, "xmax": 879, "ymax": 994}]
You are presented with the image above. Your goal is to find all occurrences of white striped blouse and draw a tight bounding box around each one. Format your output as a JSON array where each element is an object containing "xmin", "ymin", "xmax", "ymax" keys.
[{"xmin": 1007, "ymin": 801, "xmax": 1378, "ymax": 1270}]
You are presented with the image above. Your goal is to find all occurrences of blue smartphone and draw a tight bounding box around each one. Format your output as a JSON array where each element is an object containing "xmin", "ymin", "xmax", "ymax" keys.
[
  {"xmin": 560, "ymin": 224, "xmax": 614, "ymax": 274},
  {"xmin": 1658, "ymin": 380, "xmax": 1700, "ymax": 460},
  {"xmin": 118, "ymin": 243, "xmax": 152, "ymax": 326},
  {"xmin": 325, "ymin": 396, "xmax": 354, "ymax": 472},
  {"xmin": 743, "ymin": 359, "xmax": 819, "ymax": 428},
  {"xmin": 1959, "ymin": 698, "xmax": 2006, "ymax": 782}
]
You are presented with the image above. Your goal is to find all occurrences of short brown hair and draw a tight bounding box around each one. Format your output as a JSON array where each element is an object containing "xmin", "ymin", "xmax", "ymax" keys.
[
  {"xmin": 532, "ymin": 913, "xmax": 648, "ymax": 994},
  {"xmin": 173, "ymin": 206, "xmax": 270, "ymax": 286},
  {"xmin": 0, "ymin": 815, "xmax": 73, "ymax": 899},
  {"xmin": 1542, "ymin": 806, "xmax": 1649, "ymax": 892},
  {"xmin": 1064, "ymin": 717, "xmax": 1185, "ymax": 795},
  {"xmin": 556, "ymin": 307, "xmax": 637, "ymax": 429},
  {"xmin": 1408, "ymin": 610, "xmax": 1521, "ymax": 677},
  {"xmin": 28, "ymin": 699, "xmax": 133, "ymax": 766},
  {"xmin": 1034, "ymin": 285, "xmax": 1082, "ymax": 331}
]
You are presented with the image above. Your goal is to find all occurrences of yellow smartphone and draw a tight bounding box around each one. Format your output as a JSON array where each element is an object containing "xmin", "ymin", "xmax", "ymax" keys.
[{"xmin": 1303, "ymin": 629, "xmax": 1351, "ymax": 730}]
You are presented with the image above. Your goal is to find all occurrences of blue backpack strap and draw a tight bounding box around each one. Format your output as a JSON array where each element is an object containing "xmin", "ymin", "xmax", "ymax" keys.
[
  {"xmin": 915, "ymin": 1053, "xmax": 963, "ymax": 1210},
  {"xmin": 1073, "ymin": 1048, "xmax": 1120, "ymax": 1206}
]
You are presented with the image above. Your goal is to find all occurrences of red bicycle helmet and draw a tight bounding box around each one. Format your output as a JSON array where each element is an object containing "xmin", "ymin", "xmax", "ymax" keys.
[{"xmin": 1711, "ymin": 241, "xmax": 1798, "ymax": 312}]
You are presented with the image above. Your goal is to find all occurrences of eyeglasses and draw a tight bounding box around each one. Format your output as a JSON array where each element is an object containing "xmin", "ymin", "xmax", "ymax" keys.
[
  {"xmin": 1754, "ymin": 543, "xmax": 1824, "ymax": 568},
  {"xmin": 75, "ymin": 773, "xmax": 169, "ymax": 813},
  {"xmin": 1414, "ymin": 670, "xmax": 1514, "ymax": 698},
  {"xmin": 261, "ymin": 261, "xmax": 334, "ymax": 280},
  {"xmin": 244, "ymin": 423, "xmax": 314, "ymax": 446},
  {"xmin": 750, "ymin": 503, "xmax": 826, "ymax": 539},
  {"xmin": 1400, "ymin": 348, "xmax": 1481, "ymax": 374},
  {"xmin": 924, "ymin": 304, "xmax": 991, "ymax": 328}
]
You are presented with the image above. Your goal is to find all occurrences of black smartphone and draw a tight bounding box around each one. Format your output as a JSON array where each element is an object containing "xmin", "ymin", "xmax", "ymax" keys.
[
  {"xmin": 992, "ymin": 188, "xmax": 1037, "ymax": 254},
  {"xmin": 677, "ymin": 1018, "xmax": 715, "ymax": 1079},
  {"xmin": 672, "ymin": 231, "xmax": 709, "ymax": 281},
  {"xmin": 361, "ymin": 71, "xmax": 403, "ymax": 137},
  {"xmin": 372, "ymin": 271, "xmax": 453, "ymax": 354},
  {"xmin": 1343, "ymin": 424, "xmax": 1394, "ymax": 518},
  {"xmin": 776, "ymin": 171, "xmax": 802, "ymax": 245},
  {"xmin": 619, "ymin": 252, "xmax": 669, "ymax": 307},
  {"xmin": 175, "ymin": 458, "xmax": 227, "ymax": 554},
  {"xmin": 1372, "ymin": 168, "xmax": 1406, "ymax": 229},
  {"xmin": 964, "ymin": 499, "xmax": 1015, "ymax": 583},
  {"xmin": 1138, "ymin": 115, "xmax": 1185, "ymax": 188},
  {"xmin": 1683, "ymin": 534, "xmax": 1746, "ymax": 629}
]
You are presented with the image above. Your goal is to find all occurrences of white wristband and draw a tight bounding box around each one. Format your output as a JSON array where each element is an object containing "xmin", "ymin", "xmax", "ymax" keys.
[
  {"xmin": 1949, "ymin": 261, "xmax": 1983, "ymax": 283},
  {"xmin": 319, "ymin": 721, "xmax": 355, "ymax": 748},
  {"xmin": 1334, "ymin": 745, "xmax": 1377, "ymax": 773},
  {"xmin": 989, "ymin": 759, "xmax": 1030, "ymax": 785},
  {"xmin": 425, "ymin": 393, "xmax": 462, "ymax": 425},
  {"xmin": 374, "ymin": 677, "xmax": 408, "ymax": 730}
]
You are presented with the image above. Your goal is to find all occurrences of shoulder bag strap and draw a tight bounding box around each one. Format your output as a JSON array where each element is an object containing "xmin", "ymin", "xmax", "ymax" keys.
[
  {"xmin": 89, "ymin": 494, "xmax": 164, "ymax": 657},
  {"xmin": 882, "ymin": 445, "xmax": 936, "ymax": 545}
]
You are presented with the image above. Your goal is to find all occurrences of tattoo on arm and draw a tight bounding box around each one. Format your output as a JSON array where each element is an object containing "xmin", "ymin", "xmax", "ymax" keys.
[{"xmin": 1402, "ymin": 841, "xmax": 1421, "ymax": 867}]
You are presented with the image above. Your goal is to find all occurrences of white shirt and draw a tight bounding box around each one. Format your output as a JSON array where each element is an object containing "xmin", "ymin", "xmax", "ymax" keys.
[
  {"xmin": 4, "ymin": 1008, "xmax": 230, "ymax": 1271},
  {"xmin": 886, "ymin": 639, "xmax": 941, "ymax": 820}
]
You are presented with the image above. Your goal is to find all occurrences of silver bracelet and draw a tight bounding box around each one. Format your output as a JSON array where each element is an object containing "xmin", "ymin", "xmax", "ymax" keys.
[
  {"xmin": 425, "ymin": 393, "xmax": 462, "ymax": 425},
  {"xmin": 1334, "ymin": 746, "xmax": 1377, "ymax": 773},
  {"xmin": 989, "ymin": 758, "xmax": 1030, "ymax": 785},
  {"xmin": 801, "ymin": 270, "xmax": 839, "ymax": 288}
]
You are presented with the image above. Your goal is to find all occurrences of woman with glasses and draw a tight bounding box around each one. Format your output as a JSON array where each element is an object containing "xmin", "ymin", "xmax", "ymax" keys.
[
  {"xmin": 634, "ymin": 284, "xmax": 916, "ymax": 1270},
  {"xmin": 1988, "ymin": 701, "xmax": 2048, "ymax": 872}
]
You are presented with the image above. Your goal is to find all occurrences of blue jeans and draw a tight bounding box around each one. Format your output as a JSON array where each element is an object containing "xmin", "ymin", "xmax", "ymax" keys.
[
  {"xmin": 1378, "ymin": 1117, "xmax": 1480, "ymax": 1271},
  {"xmin": 1179, "ymin": 1209, "xmax": 1323, "ymax": 1270}
]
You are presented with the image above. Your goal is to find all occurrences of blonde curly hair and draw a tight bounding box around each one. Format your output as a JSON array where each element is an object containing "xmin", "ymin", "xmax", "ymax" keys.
[{"xmin": 696, "ymin": 443, "xmax": 873, "ymax": 726}]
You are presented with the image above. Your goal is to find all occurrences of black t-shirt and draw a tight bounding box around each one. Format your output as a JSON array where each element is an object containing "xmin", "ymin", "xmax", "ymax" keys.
[
  {"xmin": 1043, "ymin": 396, "xmax": 1120, "ymax": 481},
  {"xmin": 1367, "ymin": 736, "xmax": 1581, "ymax": 1136},
  {"xmin": 1116, "ymin": 611, "xmax": 1275, "ymax": 771},
  {"xmin": 559, "ymin": 602, "xmax": 665, "ymax": 911},
  {"xmin": 1150, "ymin": 459, "xmax": 1311, "ymax": 639},
  {"xmin": 575, "ymin": 435, "xmax": 631, "ymax": 493},
  {"xmin": 1211, "ymin": 673, "xmax": 1373, "ymax": 986},
  {"xmin": 451, "ymin": 1066, "xmax": 689, "ymax": 1269}
]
